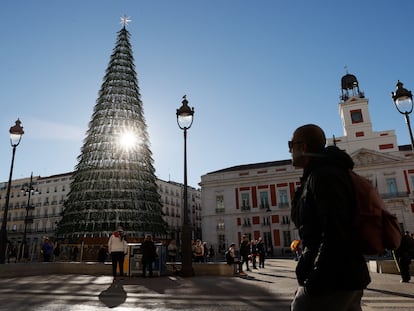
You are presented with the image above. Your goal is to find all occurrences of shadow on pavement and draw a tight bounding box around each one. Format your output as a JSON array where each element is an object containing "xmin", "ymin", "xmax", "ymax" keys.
[
  {"xmin": 99, "ymin": 280, "xmax": 127, "ymax": 308},
  {"xmin": 367, "ymin": 287, "xmax": 414, "ymax": 299}
]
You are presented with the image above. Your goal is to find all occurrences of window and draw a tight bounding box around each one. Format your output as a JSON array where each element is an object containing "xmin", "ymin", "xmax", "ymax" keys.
[
  {"xmin": 218, "ymin": 234, "xmax": 226, "ymax": 254},
  {"xmin": 386, "ymin": 178, "xmax": 397, "ymax": 194},
  {"xmin": 259, "ymin": 191, "xmax": 269, "ymax": 210},
  {"xmin": 216, "ymin": 195, "xmax": 224, "ymax": 213},
  {"xmin": 351, "ymin": 109, "xmax": 363, "ymax": 123},
  {"xmin": 217, "ymin": 218, "xmax": 225, "ymax": 230},
  {"xmin": 243, "ymin": 218, "xmax": 251, "ymax": 227},
  {"xmin": 281, "ymin": 215, "xmax": 290, "ymax": 224},
  {"xmin": 278, "ymin": 189, "xmax": 289, "ymax": 207},
  {"xmin": 241, "ymin": 192, "xmax": 250, "ymax": 210}
]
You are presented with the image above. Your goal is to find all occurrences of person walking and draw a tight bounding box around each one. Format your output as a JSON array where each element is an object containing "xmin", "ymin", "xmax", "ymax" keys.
[
  {"xmin": 395, "ymin": 231, "xmax": 414, "ymax": 283},
  {"xmin": 289, "ymin": 124, "xmax": 370, "ymax": 311},
  {"xmin": 257, "ymin": 237, "xmax": 265, "ymax": 268},
  {"xmin": 239, "ymin": 235, "xmax": 251, "ymax": 273},
  {"xmin": 141, "ymin": 234, "xmax": 157, "ymax": 277},
  {"xmin": 108, "ymin": 227, "xmax": 128, "ymax": 280},
  {"xmin": 251, "ymin": 239, "xmax": 258, "ymax": 269}
]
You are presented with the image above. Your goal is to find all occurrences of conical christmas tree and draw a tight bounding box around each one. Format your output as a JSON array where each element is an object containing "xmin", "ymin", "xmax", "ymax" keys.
[{"xmin": 57, "ymin": 21, "xmax": 167, "ymax": 238}]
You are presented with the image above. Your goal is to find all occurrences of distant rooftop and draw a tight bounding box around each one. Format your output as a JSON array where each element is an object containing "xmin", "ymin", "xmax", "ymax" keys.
[{"xmin": 207, "ymin": 159, "xmax": 292, "ymax": 175}]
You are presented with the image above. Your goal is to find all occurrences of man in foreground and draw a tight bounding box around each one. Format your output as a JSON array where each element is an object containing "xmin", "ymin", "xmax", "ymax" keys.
[{"xmin": 289, "ymin": 124, "xmax": 370, "ymax": 311}]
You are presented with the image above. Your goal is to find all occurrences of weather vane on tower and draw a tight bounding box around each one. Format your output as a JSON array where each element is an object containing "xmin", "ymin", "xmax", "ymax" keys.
[{"xmin": 120, "ymin": 15, "xmax": 131, "ymax": 27}]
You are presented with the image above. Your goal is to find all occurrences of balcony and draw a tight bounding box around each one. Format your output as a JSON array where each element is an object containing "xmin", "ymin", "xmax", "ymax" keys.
[
  {"xmin": 241, "ymin": 205, "xmax": 251, "ymax": 211},
  {"xmin": 259, "ymin": 203, "xmax": 270, "ymax": 210},
  {"xmin": 215, "ymin": 208, "xmax": 225, "ymax": 213},
  {"xmin": 278, "ymin": 202, "xmax": 290, "ymax": 208},
  {"xmin": 381, "ymin": 192, "xmax": 409, "ymax": 199}
]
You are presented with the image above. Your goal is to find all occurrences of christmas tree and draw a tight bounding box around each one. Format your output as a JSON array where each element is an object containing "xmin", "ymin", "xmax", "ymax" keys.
[{"xmin": 57, "ymin": 18, "xmax": 167, "ymax": 238}]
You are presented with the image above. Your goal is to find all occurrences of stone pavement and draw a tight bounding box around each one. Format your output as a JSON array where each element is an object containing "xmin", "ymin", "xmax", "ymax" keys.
[{"xmin": 0, "ymin": 259, "xmax": 413, "ymax": 310}]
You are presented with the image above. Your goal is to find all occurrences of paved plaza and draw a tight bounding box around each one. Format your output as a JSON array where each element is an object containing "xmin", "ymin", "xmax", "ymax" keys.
[{"xmin": 0, "ymin": 259, "xmax": 413, "ymax": 310}]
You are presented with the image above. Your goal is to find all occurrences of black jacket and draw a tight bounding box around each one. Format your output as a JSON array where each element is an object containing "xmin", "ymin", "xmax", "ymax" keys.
[
  {"xmin": 239, "ymin": 241, "xmax": 251, "ymax": 257},
  {"xmin": 291, "ymin": 146, "xmax": 371, "ymax": 293},
  {"xmin": 141, "ymin": 240, "xmax": 157, "ymax": 262}
]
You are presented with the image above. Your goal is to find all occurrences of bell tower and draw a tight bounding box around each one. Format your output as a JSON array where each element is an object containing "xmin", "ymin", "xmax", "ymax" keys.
[
  {"xmin": 327, "ymin": 72, "xmax": 398, "ymax": 153},
  {"xmin": 339, "ymin": 73, "xmax": 372, "ymax": 138}
]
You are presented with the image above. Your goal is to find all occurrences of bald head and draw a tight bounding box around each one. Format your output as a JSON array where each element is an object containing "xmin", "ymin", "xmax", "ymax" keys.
[
  {"xmin": 292, "ymin": 124, "xmax": 326, "ymax": 153},
  {"xmin": 290, "ymin": 124, "xmax": 326, "ymax": 168}
]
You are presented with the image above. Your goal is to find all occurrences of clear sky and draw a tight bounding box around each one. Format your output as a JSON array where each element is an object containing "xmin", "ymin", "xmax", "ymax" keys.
[{"xmin": 1, "ymin": 0, "xmax": 414, "ymax": 188}]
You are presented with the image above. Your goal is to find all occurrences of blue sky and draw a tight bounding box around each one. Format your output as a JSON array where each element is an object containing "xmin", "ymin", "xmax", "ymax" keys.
[{"xmin": 1, "ymin": 0, "xmax": 414, "ymax": 188}]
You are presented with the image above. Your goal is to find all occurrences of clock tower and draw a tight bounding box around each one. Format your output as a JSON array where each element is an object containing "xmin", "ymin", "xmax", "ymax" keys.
[{"xmin": 327, "ymin": 72, "xmax": 398, "ymax": 153}]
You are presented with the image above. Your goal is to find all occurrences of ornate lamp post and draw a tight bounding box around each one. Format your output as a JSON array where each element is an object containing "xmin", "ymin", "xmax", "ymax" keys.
[
  {"xmin": 176, "ymin": 95, "xmax": 194, "ymax": 277},
  {"xmin": 20, "ymin": 172, "xmax": 38, "ymax": 261},
  {"xmin": 392, "ymin": 80, "xmax": 414, "ymax": 149},
  {"xmin": 0, "ymin": 119, "xmax": 24, "ymax": 264}
]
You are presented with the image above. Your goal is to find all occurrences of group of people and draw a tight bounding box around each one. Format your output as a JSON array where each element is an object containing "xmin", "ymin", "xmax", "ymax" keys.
[
  {"xmin": 108, "ymin": 227, "xmax": 158, "ymax": 280},
  {"xmin": 191, "ymin": 239, "xmax": 215, "ymax": 262},
  {"xmin": 226, "ymin": 235, "xmax": 266, "ymax": 275},
  {"xmin": 167, "ymin": 239, "xmax": 216, "ymax": 263},
  {"xmin": 40, "ymin": 236, "xmax": 65, "ymax": 262}
]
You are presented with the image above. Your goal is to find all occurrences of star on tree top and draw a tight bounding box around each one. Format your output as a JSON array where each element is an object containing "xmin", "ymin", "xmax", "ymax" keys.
[{"xmin": 120, "ymin": 15, "xmax": 131, "ymax": 27}]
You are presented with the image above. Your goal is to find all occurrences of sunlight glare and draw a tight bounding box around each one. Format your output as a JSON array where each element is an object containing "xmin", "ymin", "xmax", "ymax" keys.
[{"xmin": 119, "ymin": 130, "xmax": 137, "ymax": 151}]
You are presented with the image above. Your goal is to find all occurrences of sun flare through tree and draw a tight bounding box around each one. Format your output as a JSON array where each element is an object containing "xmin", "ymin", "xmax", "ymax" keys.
[{"xmin": 57, "ymin": 19, "xmax": 167, "ymax": 239}]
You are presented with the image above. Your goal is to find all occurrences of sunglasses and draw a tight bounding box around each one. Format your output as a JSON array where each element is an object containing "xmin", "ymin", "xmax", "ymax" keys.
[{"xmin": 288, "ymin": 140, "xmax": 304, "ymax": 149}]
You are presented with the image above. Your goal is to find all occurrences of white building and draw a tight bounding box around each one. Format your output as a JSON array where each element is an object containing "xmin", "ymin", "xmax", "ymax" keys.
[
  {"xmin": 200, "ymin": 73, "xmax": 414, "ymax": 256},
  {"xmin": 0, "ymin": 173, "xmax": 201, "ymax": 252}
]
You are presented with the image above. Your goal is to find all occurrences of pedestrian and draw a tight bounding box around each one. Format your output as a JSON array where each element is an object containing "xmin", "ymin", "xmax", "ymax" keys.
[
  {"xmin": 53, "ymin": 242, "xmax": 61, "ymax": 261},
  {"xmin": 98, "ymin": 245, "xmax": 108, "ymax": 263},
  {"xmin": 141, "ymin": 234, "xmax": 157, "ymax": 277},
  {"xmin": 290, "ymin": 239, "xmax": 302, "ymax": 261},
  {"xmin": 71, "ymin": 245, "xmax": 79, "ymax": 261},
  {"xmin": 203, "ymin": 242, "xmax": 208, "ymax": 262},
  {"xmin": 208, "ymin": 245, "xmax": 215, "ymax": 262},
  {"xmin": 289, "ymin": 124, "xmax": 370, "ymax": 311},
  {"xmin": 167, "ymin": 240, "xmax": 177, "ymax": 262},
  {"xmin": 395, "ymin": 231, "xmax": 414, "ymax": 283},
  {"xmin": 41, "ymin": 237, "xmax": 53, "ymax": 262},
  {"xmin": 108, "ymin": 226, "xmax": 128, "ymax": 280},
  {"xmin": 192, "ymin": 239, "xmax": 204, "ymax": 262},
  {"xmin": 239, "ymin": 235, "xmax": 251, "ymax": 272},
  {"xmin": 257, "ymin": 237, "xmax": 265, "ymax": 268},
  {"xmin": 251, "ymin": 240, "xmax": 258, "ymax": 269},
  {"xmin": 226, "ymin": 243, "xmax": 242, "ymax": 275}
]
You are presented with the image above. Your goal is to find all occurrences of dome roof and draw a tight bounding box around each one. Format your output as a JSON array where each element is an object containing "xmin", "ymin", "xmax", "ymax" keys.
[{"xmin": 341, "ymin": 74, "xmax": 359, "ymax": 90}]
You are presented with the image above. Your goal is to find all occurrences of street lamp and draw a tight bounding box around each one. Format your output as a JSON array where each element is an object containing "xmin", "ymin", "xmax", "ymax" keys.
[
  {"xmin": 0, "ymin": 119, "xmax": 24, "ymax": 264},
  {"xmin": 392, "ymin": 80, "xmax": 414, "ymax": 149},
  {"xmin": 20, "ymin": 172, "xmax": 38, "ymax": 261},
  {"xmin": 176, "ymin": 95, "xmax": 194, "ymax": 277}
]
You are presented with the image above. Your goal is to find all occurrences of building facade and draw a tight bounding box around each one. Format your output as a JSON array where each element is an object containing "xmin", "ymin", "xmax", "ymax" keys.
[
  {"xmin": 200, "ymin": 73, "xmax": 414, "ymax": 256},
  {"xmin": 0, "ymin": 174, "xmax": 201, "ymax": 256}
]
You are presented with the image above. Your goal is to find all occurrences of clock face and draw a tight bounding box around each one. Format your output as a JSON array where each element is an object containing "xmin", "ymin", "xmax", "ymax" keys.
[{"xmin": 351, "ymin": 110, "xmax": 363, "ymax": 123}]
